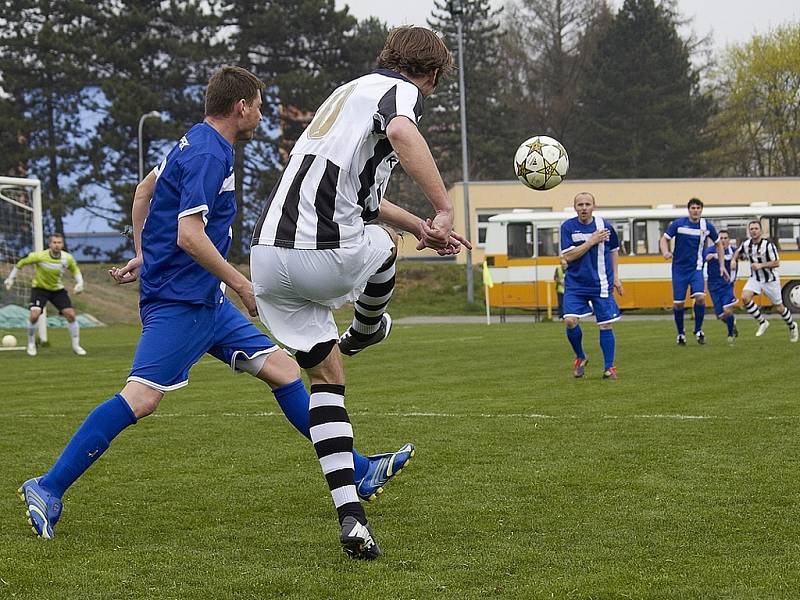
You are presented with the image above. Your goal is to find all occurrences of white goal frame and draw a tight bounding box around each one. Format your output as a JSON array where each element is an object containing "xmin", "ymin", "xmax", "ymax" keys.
[{"xmin": 0, "ymin": 176, "xmax": 47, "ymax": 343}]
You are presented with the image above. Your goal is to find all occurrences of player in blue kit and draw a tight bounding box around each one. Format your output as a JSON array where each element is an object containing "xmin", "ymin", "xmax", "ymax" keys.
[
  {"xmin": 703, "ymin": 230, "xmax": 738, "ymax": 343},
  {"xmin": 560, "ymin": 192, "xmax": 624, "ymax": 380},
  {"xmin": 659, "ymin": 198, "xmax": 728, "ymax": 345},
  {"xmin": 17, "ymin": 67, "xmax": 407, "ymax": 559}
]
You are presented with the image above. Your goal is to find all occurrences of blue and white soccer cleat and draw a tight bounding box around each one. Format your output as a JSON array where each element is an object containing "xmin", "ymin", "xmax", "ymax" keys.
[
  {"xmin": 340, "ymin": 515, "xmax": 382, "ymax": 560},
  {"xmin": 356, "ymin": 443, "xmax": 415, "ymax": 502},
  {"xmin": 18, "ymin": 477, "xmax": 62, "ymax": 539}
]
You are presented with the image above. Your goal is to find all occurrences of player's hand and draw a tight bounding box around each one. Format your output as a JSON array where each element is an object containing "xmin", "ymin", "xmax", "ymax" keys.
[
  {"xmin": 3, "ymin": 277, "xmax": 13, "ymax": 290},
  {"xmin": 74, "ymin": 281, "xmax": 85, "ymax": 294},
  {"xmin": 237, "ymin": 283, "xmax": 258, "ymax": 317},
  {"xmin": 416, "ymin": 216, "xmax": 452, "ymax": 252},
  {"xmin": 589, "ymin": 229, "xmax": 610, "ymax": 246},
  {"xmin": 720, "ymin": 267, "xmax": 730, "ymax": 282},
  {"xmin": 730, "ymin": 260, "xmax": 737, "ymax": 273},
  {"xmin": 752, "ymin": 263, "xmax": 761, "ymax": 271},
  {"xmin": 662, "ymin": 251, "xmax": 673, "ymax": 261},
  {"xmin": 614, "ymin": 278, "xmax": 624, "ymax": 296},
  {"xmin": 109, "ymin": 256, "xmax": 143, "ymax": 284},
  {"xmin": 434, "ymin": 231, "xmax": 472, "ymax": 256}
]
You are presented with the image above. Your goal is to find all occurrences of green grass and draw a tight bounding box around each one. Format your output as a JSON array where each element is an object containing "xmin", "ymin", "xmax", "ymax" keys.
[{"xmin": 2, "ymin": 321, "xmax": 800, "ymax": 599}]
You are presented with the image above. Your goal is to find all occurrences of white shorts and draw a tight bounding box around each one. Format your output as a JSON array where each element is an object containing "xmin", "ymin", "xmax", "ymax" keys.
[
  {"xmin": 250, "ymin": 225, "xmax": 394, "ymax": 352},
  {"xmin": 743, "ymin": 277, "xmax": 783, "ymax": 305}
]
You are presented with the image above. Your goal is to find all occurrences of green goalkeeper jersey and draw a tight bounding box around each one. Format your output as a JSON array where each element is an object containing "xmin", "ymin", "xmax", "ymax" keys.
[{"xmin": 15, "ymin": 250, "xmax": 81, "ymax": 291}]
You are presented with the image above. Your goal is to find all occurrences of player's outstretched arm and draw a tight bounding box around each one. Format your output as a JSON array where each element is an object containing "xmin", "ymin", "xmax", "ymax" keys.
[
  {"xmin": 386, "ymin": 116, "xmax": 452, "ymax": 248},
  {"xmin": 177, "ymin": 213, "xmax": 257, "ymax": 316},
  {"xmin": 110, "ymin": 170, "xmax": 156, "ymax": 284}
]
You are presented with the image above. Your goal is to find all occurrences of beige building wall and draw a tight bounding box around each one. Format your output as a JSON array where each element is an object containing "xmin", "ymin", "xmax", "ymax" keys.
[{"xmin": 397, "ymin": 177, "xmax": 800, "ymax": 264}]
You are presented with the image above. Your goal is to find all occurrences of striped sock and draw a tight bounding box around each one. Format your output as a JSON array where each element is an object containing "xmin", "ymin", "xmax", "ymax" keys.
[
  {"xmin": 350, "ymin": 257, "xmax": 395, "ymax": 338},
  {"xmin": 780, "ymin": 307, "xmax": 795, "ymax": 328},
  {"xmin": 744, "ymin": 300, "xmax": 765, "ymax": 324},
  {"xmin": 309, "ymin": 384, "xmax": 365, "ymax": 526}
]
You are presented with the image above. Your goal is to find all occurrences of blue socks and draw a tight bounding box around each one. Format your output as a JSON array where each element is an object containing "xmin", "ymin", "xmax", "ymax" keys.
[
  {"xmin": 724, "ymin": 315, "xmax": 735, "ymax": 336},
  {"xmin": 40, "ymin": 394, "xmax": 137, "ymax": 498},
  {"xmin": 272, "ymin": 379, "xmax": 368, "ymax": 480},
  {"xmin": 599, "ymin": 329, "xmax": 615, "ymax": 370},
  {"xmin": 693, "ymin": 303, "xmax": 705, "ymax": 333},
  {"xmin": 566, "ymin": 325, "xmax": 585, "ymax": 359},
  {"xmin": 673, "ymin": 307, "xmax": 685, "ymax": 335}
]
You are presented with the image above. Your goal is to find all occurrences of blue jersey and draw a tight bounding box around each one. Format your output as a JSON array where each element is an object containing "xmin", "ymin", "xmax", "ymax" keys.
[
  {"xmin": 704, "ymin": 244, "xmax": 736, "ymax": 290},
  {"xmin": 664, "ymin": 217, "xmax": 719, "ymax": 272},
  {"xmin": 140, "ymin": 122, "xmax": 236, "ymax": 306},
  {"xmin": 560, "ymin": 216, "xmax": 619, "ymax": 298}
]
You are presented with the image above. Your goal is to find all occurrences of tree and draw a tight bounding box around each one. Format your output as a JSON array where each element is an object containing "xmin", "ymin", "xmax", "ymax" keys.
[
  {"xmin": 709, "ymin": 25, "xmax": 800, "ymax": 177},
  {"xmin": 570, "ymin": 0, "xmax": 714, "ymax": 178},
  {"xmin": 0, "ymin": 0, "xmax": 101, "ymax": 234}
]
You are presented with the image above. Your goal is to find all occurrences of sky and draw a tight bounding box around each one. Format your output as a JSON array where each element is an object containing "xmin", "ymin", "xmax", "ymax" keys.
[{"xmin": 335, "ymin": 0, "xmax": 799, "ymax": 50}]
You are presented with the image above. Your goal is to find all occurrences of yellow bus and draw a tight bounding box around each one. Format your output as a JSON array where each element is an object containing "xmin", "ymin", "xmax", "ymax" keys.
[{"xmin": 484, "ymin": 205, "xmax": 800, "ymax": 313}]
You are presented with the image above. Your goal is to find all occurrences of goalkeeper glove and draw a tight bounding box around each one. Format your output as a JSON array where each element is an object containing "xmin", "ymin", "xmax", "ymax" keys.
[{"xmin": 3, "ymin": 276, "xmax": 13, "ymax": 290}]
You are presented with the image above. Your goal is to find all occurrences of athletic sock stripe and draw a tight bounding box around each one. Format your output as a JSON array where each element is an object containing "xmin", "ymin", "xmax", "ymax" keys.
[
  {"xmin": 309, "ymin": 391, "xmax": 345, "ymax": 409},
  {"xmin": 331, "ymin": 487, "xmax": 359, "ymax": 509},
  {"xmin": 313, "ymin": 436, "xmax": 355, "ymax": 457},
  {"xmin": 362, "ymin": 278, "xmax": 395, "ymax": 298},
  {"xmin": 367, "ymin": 266, "xmax": 396, "ymax": 282},
  {"xmin": 319, "ymin": 452, "xmax": 354, "ymax": 474},
  {"xmin": 375, "ymin": 259, "xmax": 396, "ymax": 275},
  {"xmin": 310, "ymin": 422, "xmax": 353, "ymax": 443},
  {"xmin": 309, "ymin": 405, "xmax": 350, "ymax": 427},
  {"xmin": 326, "ymin": 468, "xmax": 356, "ymax": 491},
  {"xmin": 356, "ymin": 297, "xmax": 391, "ymax": 311},
  {"xmin": 310, "ymin": 384, "xmax": 345, "ymax": 396},
  {"xmin": 353, "ymin": 313, "xmax": 384, "ymax": 326}
]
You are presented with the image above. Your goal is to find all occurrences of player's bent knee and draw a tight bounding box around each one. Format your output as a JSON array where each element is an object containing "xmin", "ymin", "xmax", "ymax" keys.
[
  {"xmin": 564, "ymin": 317, "xmax": 579, "ymax": 328},
  {"xmin": 295, "ymin": 339, "xmax": 337, "ymax": 370},
  {"xmin": 598, "ymin": 323, "xmax": 613, "ymax": 330},
  {"xmin": 254, "ymin": 349, "xmax": 301, "ymax": 388},
  {"xmin": 120, "ymin": 381, "xmax": 164, "ymax": 419}
]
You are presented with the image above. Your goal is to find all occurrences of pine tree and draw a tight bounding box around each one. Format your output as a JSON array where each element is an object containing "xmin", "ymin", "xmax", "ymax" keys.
[{"xmin": 571, "ymin": 0, "xmax": 714, "ymax": 178}]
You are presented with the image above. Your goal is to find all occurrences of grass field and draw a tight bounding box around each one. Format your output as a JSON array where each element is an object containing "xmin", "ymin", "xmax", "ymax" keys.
[{"xmin": 2, "ymin": 319, "xmax": 799, "ymax": 599}]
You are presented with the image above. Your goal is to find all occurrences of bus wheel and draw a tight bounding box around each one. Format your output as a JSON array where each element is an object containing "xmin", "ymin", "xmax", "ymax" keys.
[{"xmin": 782, "ymin": 280, "xmax": 800, "ymax": 313}]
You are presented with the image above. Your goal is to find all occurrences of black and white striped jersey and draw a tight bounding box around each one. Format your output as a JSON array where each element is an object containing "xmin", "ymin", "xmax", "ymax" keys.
[
  {"xmin": 252, "ymin": 69, "xmax": 424, "ymax": 250},
  {"xmin": 739, "ymin": 238, "xmax": 780, "ymax": 282}
]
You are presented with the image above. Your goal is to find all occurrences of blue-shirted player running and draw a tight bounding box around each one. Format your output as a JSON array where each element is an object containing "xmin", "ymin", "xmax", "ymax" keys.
[
  {"xmin": 560, "ymin": 192, "xmax": 624, "ymax": 380},
  {"xmin": 659, "ymin": 198, "xmax": 728, "ymax": 345},
  {"xmin": 17, "ymin": 67, "xmax": 408, "ymax": 559},
  {"xmin": 703, "ymin": 229, "xmax": 738, "ymax": 343}
]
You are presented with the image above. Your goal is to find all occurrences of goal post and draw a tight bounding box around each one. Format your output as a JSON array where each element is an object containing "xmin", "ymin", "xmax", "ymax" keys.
[{"xmin": 0, "ymin": 176, "xmax": 47, "ymax": 344}]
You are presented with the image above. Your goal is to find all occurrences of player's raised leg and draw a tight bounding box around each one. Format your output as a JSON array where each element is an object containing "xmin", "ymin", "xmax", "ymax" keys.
[{"xmin": 339, "ymin": 227, "xmax": 398, "ymax": 357}]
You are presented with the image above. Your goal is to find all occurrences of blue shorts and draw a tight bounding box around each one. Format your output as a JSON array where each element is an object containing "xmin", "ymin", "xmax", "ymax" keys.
[
  {"xmin": 709, "ymin": 285, "xmax": 737, "ymax": 316},
  {"xmin": 563, "ymin": 290, "xmax": 621, "ymax": 325},
  {"xmin": 128, "ymin": 299, "xmax": 277, "ymax": 392},
  {"xmin": 672, "ymin": 269, "xmax": 705, "ymax": 303}
]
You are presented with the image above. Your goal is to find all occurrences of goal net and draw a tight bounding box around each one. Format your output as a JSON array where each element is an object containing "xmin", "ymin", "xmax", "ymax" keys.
[{"xmin": 0, "ymin": 176, "xmax": 47, "ymax": 344}]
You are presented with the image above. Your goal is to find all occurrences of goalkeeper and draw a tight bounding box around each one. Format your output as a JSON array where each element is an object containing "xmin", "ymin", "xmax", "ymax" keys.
[{"xmin": 4, "ymin": 233, "xmax": 86, "ymax": 356}]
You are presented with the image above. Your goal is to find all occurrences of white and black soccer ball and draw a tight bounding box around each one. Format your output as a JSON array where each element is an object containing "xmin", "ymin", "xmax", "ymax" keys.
[{"xmin": 513, "ymin": 135, "xmax": 569, "ymax": 191}]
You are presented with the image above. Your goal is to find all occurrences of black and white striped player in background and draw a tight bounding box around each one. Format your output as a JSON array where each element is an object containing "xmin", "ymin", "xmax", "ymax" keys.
[
  {"xmin": 733, "ymin": 220, "xmax": 798, "ymax": 342},
  {"xmin": 250, "ymin": 26, "xmax": 471, "ymax": 559}
]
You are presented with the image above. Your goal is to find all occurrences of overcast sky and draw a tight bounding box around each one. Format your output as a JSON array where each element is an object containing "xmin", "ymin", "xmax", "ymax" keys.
[{"xmin": 335, "ymin": 0, "xmax": 799, "ymax": 50}]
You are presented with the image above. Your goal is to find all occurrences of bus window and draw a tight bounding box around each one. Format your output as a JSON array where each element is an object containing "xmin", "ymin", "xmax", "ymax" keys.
[
  {"xmin": 536, "ymin": 227, "xmax": 559, "ymax": 257},
  {"xmin": 610, "ymin": 220, "xmax": 629, "ymax": 255},
  {"xmin": 632, "ymin": 219, "xmax": 669, "ymax": 255},
  {"xmin": 718, "ymin": 219, "xmax": 748, "ymax": 247},
  {"xmin": 508, "ymin": 222, "xmax": 534, "ymax": 258},
  {"xmin": 773, "ymin": 217, "xmax": 800, "ymax": 250}
]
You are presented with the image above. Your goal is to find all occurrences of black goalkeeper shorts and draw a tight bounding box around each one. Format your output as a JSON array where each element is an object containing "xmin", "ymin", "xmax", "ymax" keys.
[{"xmin": 30, "ymin": 287, "xmax": 72, "ymax": 313}]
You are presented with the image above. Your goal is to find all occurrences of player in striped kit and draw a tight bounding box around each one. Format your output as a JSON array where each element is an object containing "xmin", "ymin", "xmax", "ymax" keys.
[
  {"xmin": 733, "ymin": 220, "xmax": 798, "ymax": 342},
  {"xmin": 250, "ymin": 27, "xmax": 470, "ymax": 559}
]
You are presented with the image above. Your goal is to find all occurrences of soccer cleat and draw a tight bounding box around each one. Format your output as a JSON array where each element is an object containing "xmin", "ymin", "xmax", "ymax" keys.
[
  {"xmin": 356, "ymin": 443, "xmax": 415, "ymax": 502},
  {"xmin": 676, "ymin": 334, "xmax": 686, "ymax": 346},
  {"xmin": 733, "ymin": 320, "xmax": 739, "ymax": 338},
  {"xmin": 572, "ymin": 357, "xmax": 588, "ymax": 378},
  {"xmin": 790, "ymin": 324, "xmax": 798, "ymax": 343},
  {"xmin": 695, "ymin": 331, "xmax": 705, "ymax": 345},
  {"xmin": 18, "ymin": 477, "xmax": 62, "ymax": 539},
  {"xmin": 339, "ymin": 313, "xmax": 393, "ymax": 356},
  {"xmin": 727, "ymin": 335, "xmax": 735, "ymax": 344},
  {"xmin": 602, "ymin": 366, "xmax": 618, "ymax": 380},
  {"xmin": 755, "ymin": 320, "xmax": 770, "ymax": 337},
  {"xmin": 26, "ymin": 341, "xmax": 37, "ymax": 357},
  {"xmin": 72, "ymin": 343, "xmax": 87, "ymax": 356},
  {"xmin": 339, "ymin": 516, "xmax": 381, "ymax": 560}
]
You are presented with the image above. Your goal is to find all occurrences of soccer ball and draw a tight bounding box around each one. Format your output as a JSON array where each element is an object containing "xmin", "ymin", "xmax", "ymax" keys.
[
  {"xmin": 513, "ymin": 135, "xmax": 569, "ymax": 191},
  {"xmin": 2, "ymin": 334, "xmax": 17, "ymax": 348}
]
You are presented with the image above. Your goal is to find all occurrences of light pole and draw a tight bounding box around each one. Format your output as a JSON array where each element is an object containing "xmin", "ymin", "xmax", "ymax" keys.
[
  {"xmin": 138, "ymin": 111, "xmax": 162, "ymax": 181},
  {"xmin": 449, "ymin": 0, "xmax": 474, "ymax": 304}
]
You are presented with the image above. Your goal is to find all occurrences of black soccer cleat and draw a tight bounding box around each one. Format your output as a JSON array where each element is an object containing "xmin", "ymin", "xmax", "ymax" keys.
[
  {"xmin": 340, "ymin": 516, "xmax": 382, "ymax": 560},
  {"xmin": 695, "ymin": 331, "xmax": 705, "ymax": 345},
  {"xmin": 339, "ymin": 314, "xmax": 393, "ymax": 356}
]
